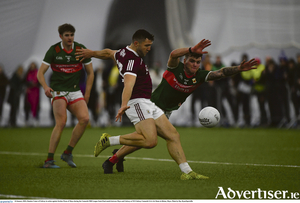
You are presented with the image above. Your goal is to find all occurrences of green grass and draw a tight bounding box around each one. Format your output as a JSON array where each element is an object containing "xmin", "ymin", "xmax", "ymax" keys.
[{"xmin": 0, "ymin": 127, "xmax": 299, "ymax": 199}]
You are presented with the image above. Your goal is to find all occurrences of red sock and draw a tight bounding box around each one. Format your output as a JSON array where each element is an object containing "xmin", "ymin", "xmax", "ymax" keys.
[
  {"xmin": 64, "ymin": 150, "xmax": 72, "ymax": 154},
  {"xmin": 109, "ymin": 154, "xmax": 119, "ymax": 164},
  {"xmin": 45, "ymin": 158, "xmax": 53, "ymax": 162}
]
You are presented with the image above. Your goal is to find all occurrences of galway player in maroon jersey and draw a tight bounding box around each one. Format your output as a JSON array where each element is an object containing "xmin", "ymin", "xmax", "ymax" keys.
[{"xmin": 76, "ymin": 29, "xmax": 209, "ymax": 180}]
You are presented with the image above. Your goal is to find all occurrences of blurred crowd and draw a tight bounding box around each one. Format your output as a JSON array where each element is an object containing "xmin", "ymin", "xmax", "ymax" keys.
[
  {"xmin": 1, "ymin": 51, "xmax": 300, "ymax": 129},
  {"xmin": 190, "ymin": 52, "xmax": 300, "ymax": 128}
]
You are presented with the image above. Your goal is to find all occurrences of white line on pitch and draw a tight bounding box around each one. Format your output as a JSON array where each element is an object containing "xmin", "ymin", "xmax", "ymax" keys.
[
  {"xmin": 0, "ymin": 151, "xmax": 299, "ymax": 168},
  {"xmin": 0, "ymin": 193, "xmax": 56, "ymax": 199}
]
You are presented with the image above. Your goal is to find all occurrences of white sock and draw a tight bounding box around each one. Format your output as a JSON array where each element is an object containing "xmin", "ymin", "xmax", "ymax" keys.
[
  {"xmin": 109, "ymin": 136, "xmax": 120, "ymax": 146},
  {"xmin": 179, "ymin": 162, "xmax": 192, "ymax": 174}
]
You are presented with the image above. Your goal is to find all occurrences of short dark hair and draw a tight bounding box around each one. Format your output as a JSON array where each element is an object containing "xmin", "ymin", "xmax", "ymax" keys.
[
  {"xmin": 132, "ymin": 29, "xmax": 154, "ymax": 43},
  {"xmin": 58, "ymin": 23, "xmax": 76, "ymax": 35},
  {"xmin": 184, "ymin": 52, "xmax": 202, "ymax": 59}
]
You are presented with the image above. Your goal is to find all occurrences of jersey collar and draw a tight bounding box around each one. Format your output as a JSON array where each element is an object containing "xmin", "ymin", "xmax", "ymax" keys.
[
  {"xmin": 61, "ymin": 42, "xmax": 74, "ymax": 54},
  {"xmin": 126, "ymin": 46, "xmax": 139, "ymax": 57}
]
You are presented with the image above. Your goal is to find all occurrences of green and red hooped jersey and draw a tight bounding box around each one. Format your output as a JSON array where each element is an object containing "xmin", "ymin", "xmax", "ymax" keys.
[
  {"xmin": 151, "ymin": 62, "xmax": 210, "ymax": 111},
  {"xmin": 42, "ymin": 41, "xmax": 92, "ymax": 92}
]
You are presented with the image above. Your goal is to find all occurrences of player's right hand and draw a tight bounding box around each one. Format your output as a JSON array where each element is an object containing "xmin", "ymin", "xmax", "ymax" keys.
[
  {"xmin": 115, "ymin": 105, "xmax": 130, "ymax": 122},
  {"xmin": 75, "ymin": 48, "xmax": 93, "ymax": 62},
  {"xmin": 44, "ymin": 87, "xmax": 54, "ymax": 98}
]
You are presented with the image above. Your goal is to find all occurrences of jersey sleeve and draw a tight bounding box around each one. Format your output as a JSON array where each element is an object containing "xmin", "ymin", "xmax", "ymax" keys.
[
  {"xmin": 42, "ymin": 46, "xmax": 54, "ymax": 66},
  {"xmin": 123, "ymin": 58, "xmax": 140, "ymax": 77},
  {"xmin": 167, "ymin": 61, "xmax": 182, "ymax": 70},
  {"xmin": 203, "ymin": 70, "xmax": 212, "ymax": 82}
]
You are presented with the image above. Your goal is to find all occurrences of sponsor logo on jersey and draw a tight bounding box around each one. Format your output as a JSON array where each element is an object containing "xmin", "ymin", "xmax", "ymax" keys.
[
  {"xmin": 163, "ymin": 70, "xmax": 201, "ymax": 93},
  {"xmin": 179, "ymin": 73, "xmax": 183, "ymax": 80},
  {"xmin": 65, "ymin": 56, "xmax": 71, "ymax": 62},
  {"xmin": 56, "ymin": 56, "xmax": 63, "ymax": 60},
  {"xmin": 51, "ymin": 63, "xmax": 83, "ymax": 73}
]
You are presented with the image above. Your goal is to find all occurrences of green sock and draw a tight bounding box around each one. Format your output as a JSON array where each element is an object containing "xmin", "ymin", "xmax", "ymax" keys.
[
  {"xmin": 64, "ymin": 145, "xmax": 74, "ymax": 154},
  {"xmin": 47, "ymin": 153, "xmax": 54, "ymax": 161}
]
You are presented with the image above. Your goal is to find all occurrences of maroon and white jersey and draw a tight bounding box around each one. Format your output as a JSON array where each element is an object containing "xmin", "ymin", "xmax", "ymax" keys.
[{"xmin": 114, "ymin": 46, "xmax": 152, "ymax": 100}]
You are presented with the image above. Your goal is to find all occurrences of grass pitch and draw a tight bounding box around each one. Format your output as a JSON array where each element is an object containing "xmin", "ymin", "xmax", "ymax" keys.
[{"xmin": 0, "ymin": 127, "xmax": 299, "ymax": 199}]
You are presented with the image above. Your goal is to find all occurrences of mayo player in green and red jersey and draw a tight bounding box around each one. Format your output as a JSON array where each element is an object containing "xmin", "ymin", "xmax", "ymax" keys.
[
  {"xmin": 37, "ymin": 24, "xmax": 94, "ymax": 168},
  {"xmin": 76, "ymin": 38, "xmax": 257, "ymax": 179}
]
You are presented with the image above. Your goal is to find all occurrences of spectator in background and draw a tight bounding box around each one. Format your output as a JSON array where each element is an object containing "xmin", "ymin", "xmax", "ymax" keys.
[
  {"xmin": 265, "ymin": 58, "xmax": 281, "ymax": 127},
  {"xmin": 8, "ymin": 66, "xmax": 24, "ymax": 127},
  {"xmin": 233, "ymin": 54, "xmax": 253, "ymax": 127},
  {"xmin": 252, "ymin": 58, "xmax": 268, "ymax": 127},
  {"xmin": 88, "ymin": 65, "xmax": 104, "ymax": 127},
  {"xmin": 287, "ymin": 58, "xmax": 298, "ymax": 127},
  {"xmin": 295, "ymin": 54, "xmax": 300, "ymax": 126},
  {"xmin": 103, "ymin": 63, "xmax": 122, "ymax": 126},
  {"xmin": 212, "ymin": 55, "xmax": 236, "ymax": 127},
  {"xmin": 0, "ymin": 64, "xmax": 9, "ymax": 124},
  {"xmin": 24, "ymin": 62, "xmax": 40, "ymax": 127},
  {"xmin": 277, "ymin": 53, "xmax": 290, "ymax": 127}
]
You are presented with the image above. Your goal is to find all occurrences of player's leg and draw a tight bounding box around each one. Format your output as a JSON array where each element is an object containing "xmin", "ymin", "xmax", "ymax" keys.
[
  {"xmin": 102, "ymin": 145, "xmax": 141, "ymax": 173},
  {"xmin": 155, "ymin": 114, "xmax": 187, "ymax": 164},
  {"xmin": 67, "ymin": 99, "xmax": 89, "ymax": 148},
  {"xmin": 95, "ymin": 118, "xmax": 157, "ymax": 157},
  {"xmin": 155, "ymin": 114, "xmax": 208, "ymax": 180},
  {"xmin": 120, "ymin": 118, "xmax": 157, "ymax": 148},
  {"xmin": 94, "ymin": 99, "xmax": 158, "ymax": 156},
  {"xmin": 115, "ymin": 145, "xmax": 141, "ymax": 159},
  {"xmin": 62, "ymin": 99, "xmax": 89, "ymax": 167},
  {"xmin": 43, "ymin": 99, "xmax": 67, "ymax": 168}
]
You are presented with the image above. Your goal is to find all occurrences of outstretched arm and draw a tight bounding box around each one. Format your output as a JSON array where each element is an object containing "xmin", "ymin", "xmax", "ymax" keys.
[
  {"xmin": 75, "ymin": 48, "xmax": 117, "ymax": 62},
  {"xmin": 207, "ymin": 58, "xmax": 258, "ymax": 81},
  {"xmin": 167, "ymin": 39, "xmax": 211, "ymax": 68}
]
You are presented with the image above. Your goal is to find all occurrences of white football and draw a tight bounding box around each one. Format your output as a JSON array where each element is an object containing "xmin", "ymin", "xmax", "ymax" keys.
[{"xmin": 198, "ymin": 106, "xmax": 220, "ymax": 128}]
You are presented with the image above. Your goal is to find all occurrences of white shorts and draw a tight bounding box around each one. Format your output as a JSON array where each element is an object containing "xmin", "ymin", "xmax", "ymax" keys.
[
  {"xmin": 125, "ymin": 98, "xmax": 164, "ymax": 125},
  {"xmin": 51, "ymin": 90, "xmax": 84, "ymax": 106}
]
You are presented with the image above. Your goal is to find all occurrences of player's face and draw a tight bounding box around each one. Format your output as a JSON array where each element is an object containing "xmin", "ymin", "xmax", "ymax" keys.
[
  {"xmin": 184, "ymin": 56, "xmax": 201, "ymax": 75},
  {"xmin": 60, "ymin": 31, "xmax": 74, "ymax": 48},
  {"xmin": 136, "ymin": 38, "xmax": 153, "ymax": 57}
]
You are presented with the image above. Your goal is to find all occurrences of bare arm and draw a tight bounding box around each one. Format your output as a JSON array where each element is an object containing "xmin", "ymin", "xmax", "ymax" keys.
[
  {"xmin": 168, "ymin": 39, "xmax": 211, "ymax": 68},
  {"xmin": 83, "ymin": 63, "xmax": 94, "ymax": 104},
  {"xmin": 115, "ymin": 74, "xmax": 136, "ymax": 122},
  {"xmin": 37, "ymin": 63, "xmax": 53, "ymax": 98},
  {"xmin": 207, "ymin": 58, "xmax": 258, "ymax": 81},
  {"xmin": 75, "ymin": 48, "xmax": 117, "ymax": 62}
]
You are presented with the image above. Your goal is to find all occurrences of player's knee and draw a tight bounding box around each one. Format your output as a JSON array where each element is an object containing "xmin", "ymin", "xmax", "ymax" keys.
[
  {"xmin": 172, "ymin": 131, "xmax": 180, "ymax": 141},
  {"xmin": 144, "ymin": 138, "xmax": 157, "ymax": 149},
  {"xmin": 56, "ymin": 119, "xmax": 67, "ymax": 129},
  {"xmin": 166, "ymin": 130, "xmax": 180, "ymax": 142},
  {"xmin": 79, "ymin": 115, "xmax": 89, "ymax": 125}
]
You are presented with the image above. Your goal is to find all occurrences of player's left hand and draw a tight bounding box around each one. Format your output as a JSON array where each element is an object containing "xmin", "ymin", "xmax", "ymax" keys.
[
  {"xmin": 75, "ymin": 48, "xmax": 93, "ymax": 62},
  {"xmin": 239, "ymin": 58, "xmax": 258, "ymax": 71},
  {"xmin": 115, "ymin": 105, "xmax": 130, "ymax": 122},
  {"xmin": 191, "ymin": 39, "xmax": 211, "ymax": 55}
]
